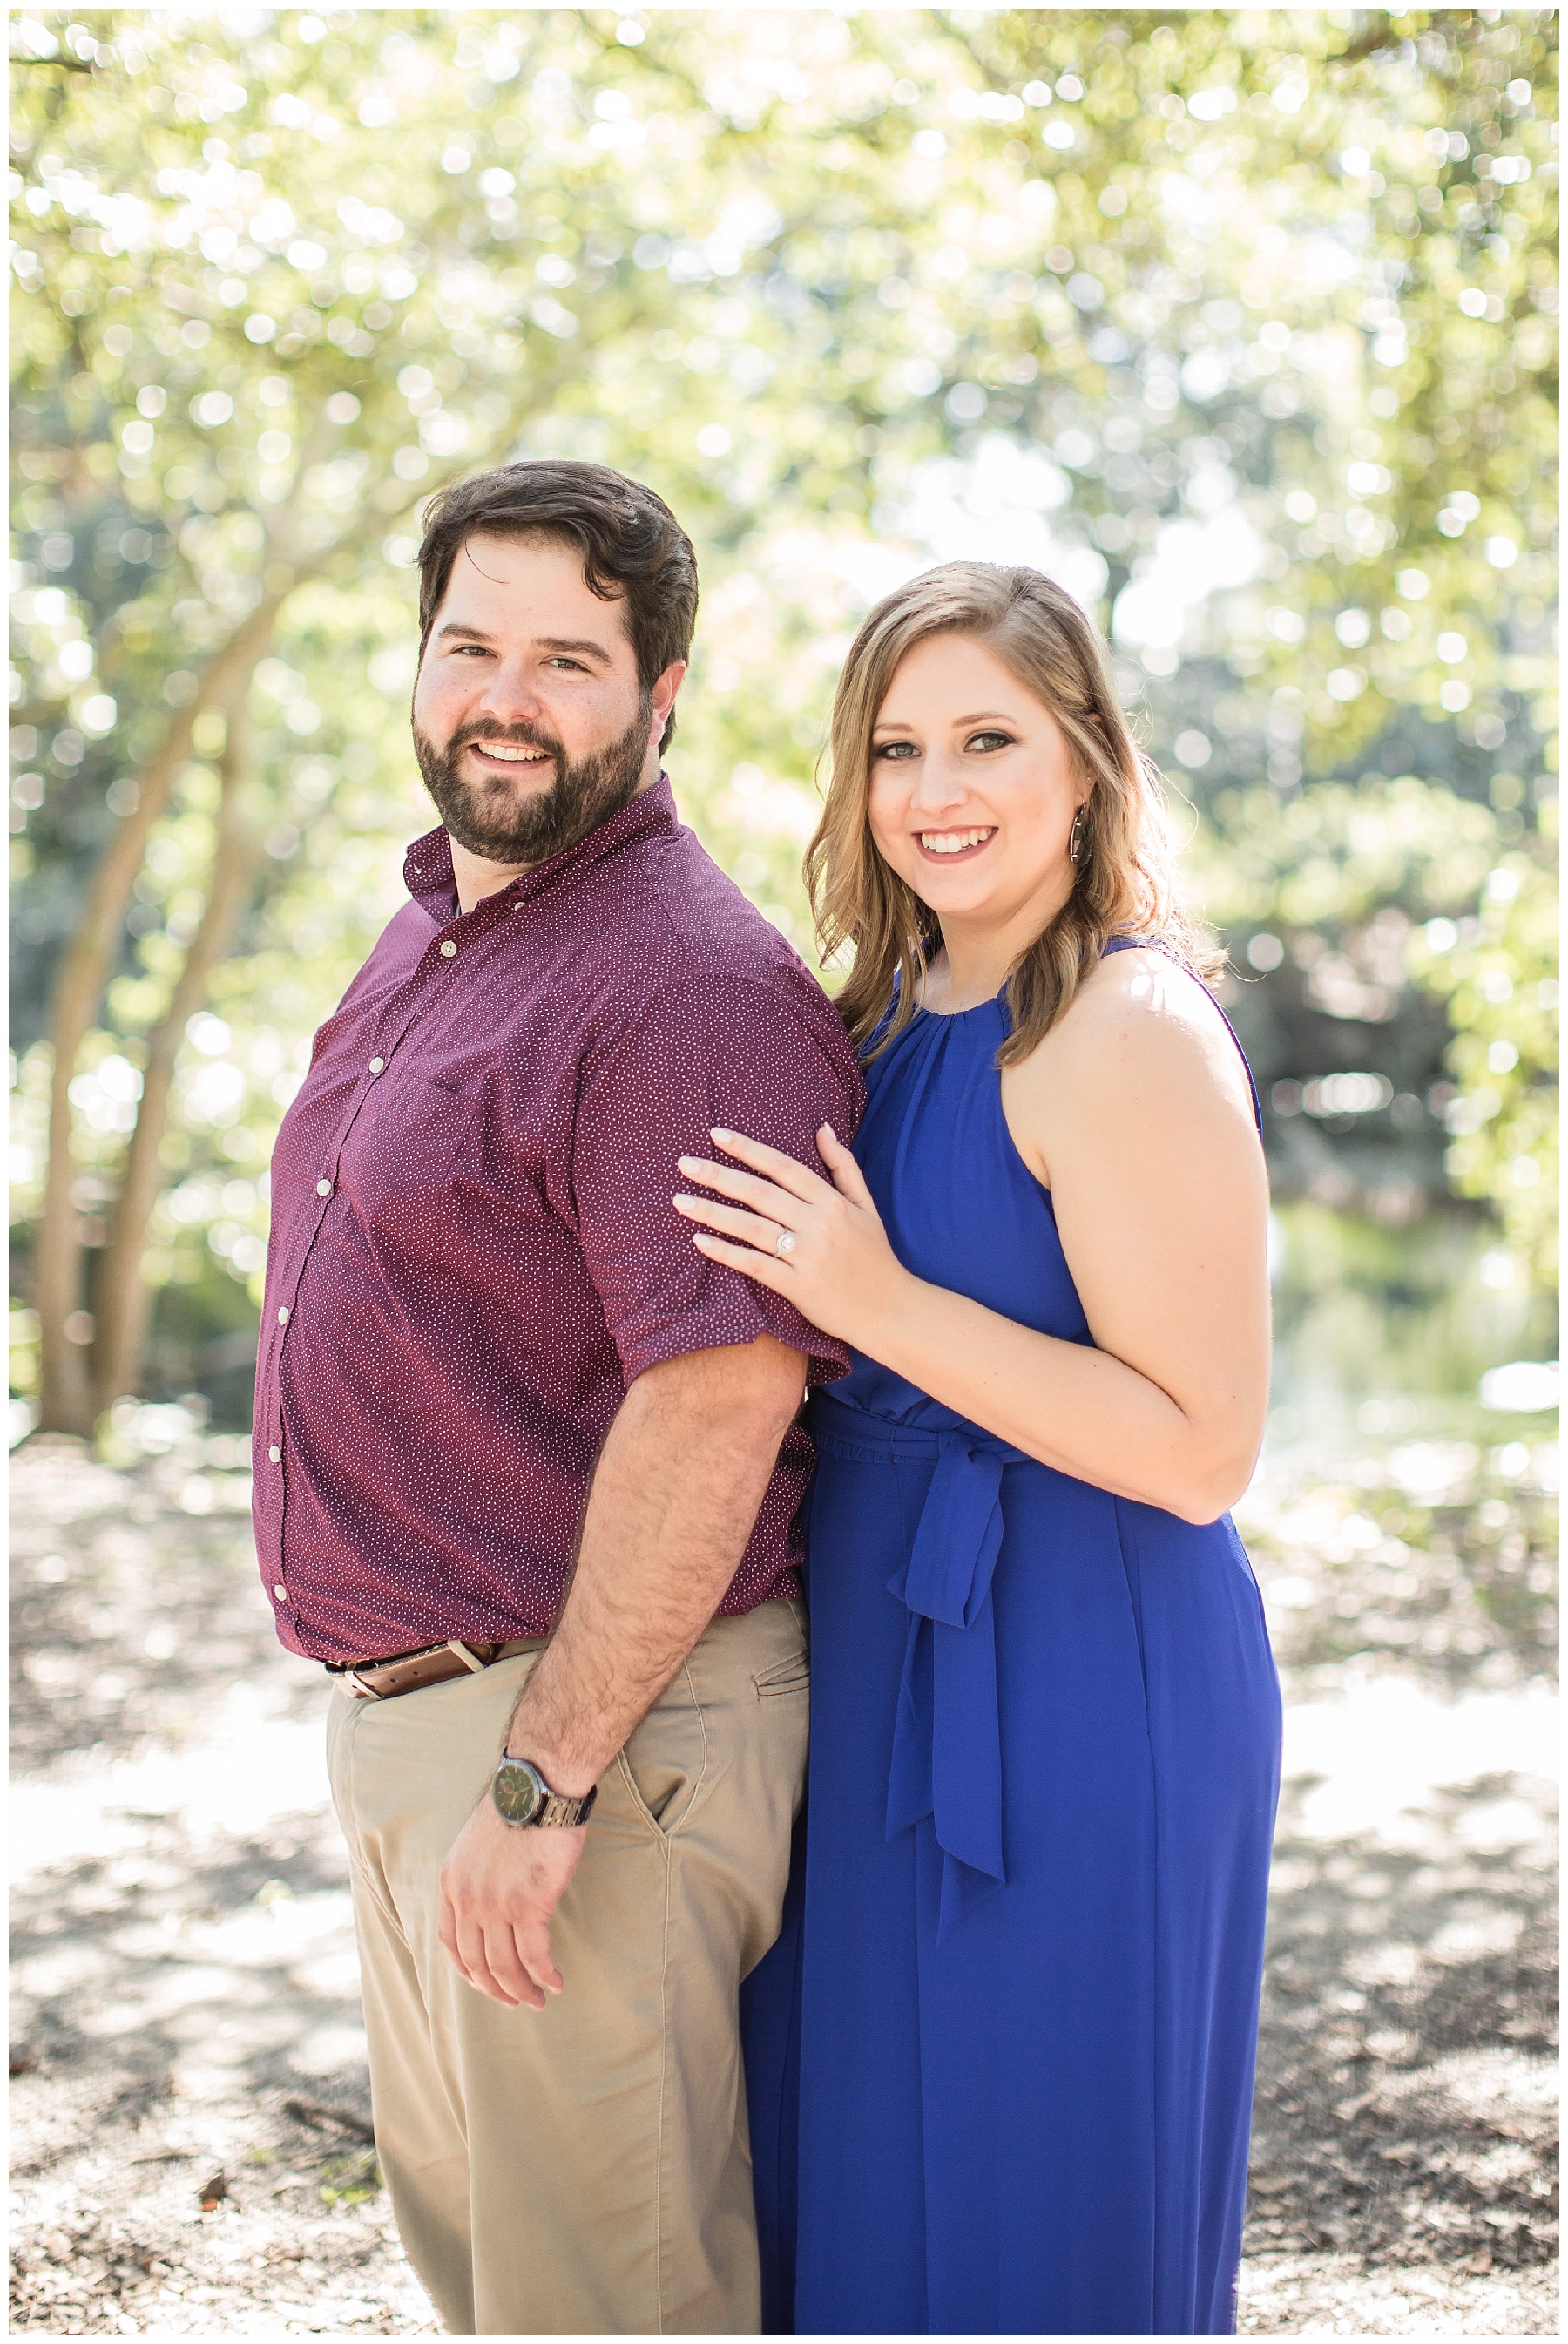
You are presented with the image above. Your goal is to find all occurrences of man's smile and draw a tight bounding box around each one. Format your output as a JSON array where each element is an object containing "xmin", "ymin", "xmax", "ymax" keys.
[{"xmin": 467, "ymin": 739, "xmax": 553, "ymax": 769}]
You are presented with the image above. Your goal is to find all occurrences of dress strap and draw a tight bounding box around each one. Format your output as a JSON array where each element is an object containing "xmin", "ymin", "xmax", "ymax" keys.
[{"xmin": 1100, "ymin": 935, "xmax": 1264, "ymax": 1139}]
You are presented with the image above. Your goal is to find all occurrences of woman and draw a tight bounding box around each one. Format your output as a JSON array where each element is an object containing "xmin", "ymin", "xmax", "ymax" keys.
[{"xmin": 674, "ymin": 564, "xmax": 1281, "ymax": 2337}]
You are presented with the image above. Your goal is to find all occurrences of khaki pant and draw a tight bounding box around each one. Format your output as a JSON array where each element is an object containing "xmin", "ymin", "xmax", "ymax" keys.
[{"xmin": 325, "ymin": 1600, "xmax": 809, "ymax": 2336}]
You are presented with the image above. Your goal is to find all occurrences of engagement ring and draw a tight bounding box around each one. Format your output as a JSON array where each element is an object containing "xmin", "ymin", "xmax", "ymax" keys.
[{"xmin": 775, "ymin": 1230, "xmax": 797, "ymax": 1257}]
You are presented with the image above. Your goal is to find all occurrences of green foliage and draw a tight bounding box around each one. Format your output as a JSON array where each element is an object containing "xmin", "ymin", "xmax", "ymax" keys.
[
  {"xmin": 315, "ymin": 2148, "xmax": 382, "ymax": 2208},
  {"xmin": 1410, "ymin": 842, "xmax": 1559, "ymax": 1284},
  {"xmin": 1193, "ymin": 773, "xmax": 1502, "ymax": 929},
  {"xmin": 7, "ymin": 5, "xmax": 1559, "ymax": 1406}
]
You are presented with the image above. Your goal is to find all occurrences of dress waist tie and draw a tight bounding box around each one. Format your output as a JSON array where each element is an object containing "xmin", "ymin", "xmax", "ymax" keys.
[{"xmin": 811, "ymin": 1393, "xmax": 1030, "ymax": 1938}]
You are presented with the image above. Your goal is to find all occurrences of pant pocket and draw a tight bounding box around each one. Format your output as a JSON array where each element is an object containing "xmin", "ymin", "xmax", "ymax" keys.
[
  {"xmin": 752, "ymin": 1598, "xmax": 810, "ymax": 1699},
  {"xmin": 752, "ymin": 1647, "xmax": 811, "ymax": 1700},
  {"xmin": 618, "ymin": 1660, "xmax": 707, "ymax": 1837}
]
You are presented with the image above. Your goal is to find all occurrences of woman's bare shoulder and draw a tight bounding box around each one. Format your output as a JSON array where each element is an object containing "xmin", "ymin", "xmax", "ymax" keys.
[{"xmin": 1012, "ymin": 945, "xmax": 1256, "ymax": 1134}]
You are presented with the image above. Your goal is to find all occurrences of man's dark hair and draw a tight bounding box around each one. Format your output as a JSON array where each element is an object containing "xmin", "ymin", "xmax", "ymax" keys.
[{"xmin": 416, "ymin": 459, "xmax": 699, "ymax": 750}]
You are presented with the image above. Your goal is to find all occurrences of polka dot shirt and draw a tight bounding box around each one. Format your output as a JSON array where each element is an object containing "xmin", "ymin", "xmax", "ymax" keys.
[{"xmin": 253, "ymin": 778, "xmax": 865, "ymax": 1665}]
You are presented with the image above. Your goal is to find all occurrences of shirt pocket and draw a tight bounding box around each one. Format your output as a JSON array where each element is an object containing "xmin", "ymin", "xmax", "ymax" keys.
[{"xmin": 338, "ymin": 1071, "xmax": 482, "ymax": 1254}]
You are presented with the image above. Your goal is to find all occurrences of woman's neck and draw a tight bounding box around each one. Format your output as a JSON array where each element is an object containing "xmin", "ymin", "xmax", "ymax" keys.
[{"xmin": 923, "ymin": 877, "xmax": 1076, "ymax": 1013}]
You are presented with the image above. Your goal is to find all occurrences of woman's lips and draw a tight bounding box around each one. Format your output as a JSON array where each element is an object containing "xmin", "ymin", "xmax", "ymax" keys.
[{"xmin": 913, "ymin": 826, "xmax": 998, "ymax": 864}]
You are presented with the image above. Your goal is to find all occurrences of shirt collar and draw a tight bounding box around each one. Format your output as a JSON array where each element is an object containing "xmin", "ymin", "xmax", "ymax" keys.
[{"xmin": 402, "ymin": 774, "xmax": 679, "ymax": 919}]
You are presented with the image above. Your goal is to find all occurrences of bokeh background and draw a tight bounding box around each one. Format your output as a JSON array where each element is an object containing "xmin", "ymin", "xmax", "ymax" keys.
[
  {"xmin": 7, "ymin": 8, "xmax": 1559, "ymax": 2334},
  {"xmin": 8, "ymin": 4, "xmax": 1558, "ymax": 1449}
]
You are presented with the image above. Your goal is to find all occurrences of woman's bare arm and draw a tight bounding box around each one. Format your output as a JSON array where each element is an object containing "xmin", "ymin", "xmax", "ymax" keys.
[{"xmin": 673, "ymin": 952, "xmax": 1270, "ymax": 1525}]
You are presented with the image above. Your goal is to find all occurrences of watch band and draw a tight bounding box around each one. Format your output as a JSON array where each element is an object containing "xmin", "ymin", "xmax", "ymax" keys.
[{"xmin": 534, "ymin": 1785, "xmax": 598, "ymax": 1828}]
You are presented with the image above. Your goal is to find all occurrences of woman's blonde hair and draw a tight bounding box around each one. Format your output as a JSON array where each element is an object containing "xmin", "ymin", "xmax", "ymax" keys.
[{"xmin": 805, "ymin": 560, "xmax": 1222, "ymax": 1067}]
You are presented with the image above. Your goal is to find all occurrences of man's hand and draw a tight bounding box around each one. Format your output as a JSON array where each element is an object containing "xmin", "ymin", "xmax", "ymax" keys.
[
  {"xmin": 435, "ymin": 1333, "xmax": 804, "ymax": 2003},
  {"xmin": 438, "ymin": 1799, "xmax": 587, "ymax": 2010}
]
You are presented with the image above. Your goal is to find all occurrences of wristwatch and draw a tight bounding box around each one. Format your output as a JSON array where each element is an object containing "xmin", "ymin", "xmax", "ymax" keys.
[{"xmin": 491, "ymin": 1753, "xmax": 597, "ymax": 1829}]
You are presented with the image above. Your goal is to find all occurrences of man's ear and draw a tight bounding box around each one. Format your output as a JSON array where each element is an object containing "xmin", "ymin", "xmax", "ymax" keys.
[{"xmin": 652, "ymin": 659, "xmax": 687, "ymax": 728}]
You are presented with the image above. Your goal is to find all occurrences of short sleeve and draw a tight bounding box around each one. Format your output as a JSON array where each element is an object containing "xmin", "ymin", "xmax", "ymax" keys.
[{"xmin": 571, "ymin": 972, "xmax": 864, "ymax": 1388}]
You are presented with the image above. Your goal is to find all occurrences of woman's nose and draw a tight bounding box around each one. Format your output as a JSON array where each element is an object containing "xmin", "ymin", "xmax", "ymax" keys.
[{"xmin": 907, "ymin": 753, "xmax": 970, "ymax": 811}]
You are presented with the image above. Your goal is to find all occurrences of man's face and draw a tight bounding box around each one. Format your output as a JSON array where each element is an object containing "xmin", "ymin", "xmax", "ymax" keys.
[{"xmin": 411, "ymin": 532, "xmax": 679, "ymax": 866}]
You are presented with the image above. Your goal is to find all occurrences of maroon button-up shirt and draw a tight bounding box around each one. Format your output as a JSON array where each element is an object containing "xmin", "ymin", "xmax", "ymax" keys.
[{"xmin": 253, "ymin": 778, "xmax": 864, "ymax": 1663}]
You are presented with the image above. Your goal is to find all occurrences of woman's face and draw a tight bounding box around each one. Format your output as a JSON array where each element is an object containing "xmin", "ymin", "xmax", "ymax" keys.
[{"xmin": 866, "ymin": 632, "xmax": 1090, "ymax": 932}]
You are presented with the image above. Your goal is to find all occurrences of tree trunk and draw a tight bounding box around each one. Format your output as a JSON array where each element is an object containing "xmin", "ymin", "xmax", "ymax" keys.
[
  {"xmin": 89, "ymin": 705, "xmax": 264, "ymax": 1418},
  {"xmin": 30, "ymin": 430, "xmax": 497, "ymax": 1433},
  {"xmin": 34, "ymin": 594, "xmax": 283, "ymax": 1433}
]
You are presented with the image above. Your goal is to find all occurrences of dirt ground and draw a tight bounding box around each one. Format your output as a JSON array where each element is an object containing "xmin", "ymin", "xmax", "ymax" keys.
[{"xmin": 9, "ymin": 1423, "xmax": 1558, "ymax": 2337}]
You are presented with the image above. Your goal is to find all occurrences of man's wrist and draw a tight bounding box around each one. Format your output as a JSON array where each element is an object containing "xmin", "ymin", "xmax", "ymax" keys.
[{"xmin": 501, "ymin": 1733, "xmax": 598, "ymax": 1801}]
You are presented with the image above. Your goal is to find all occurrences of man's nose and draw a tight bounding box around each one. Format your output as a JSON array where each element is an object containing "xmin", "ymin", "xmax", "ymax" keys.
[{"xmin": 474, "ymin": 656, "xmax": 547, "ymax": 726}]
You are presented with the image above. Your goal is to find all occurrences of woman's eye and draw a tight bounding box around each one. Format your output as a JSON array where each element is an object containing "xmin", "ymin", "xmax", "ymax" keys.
[
  {"xmin": 967, "ymin": 730, "xmax": 1013, "ymax": 753},
  {"xmin": 875, "ymin": 740, "xmax": 918, "ymax": 760}
]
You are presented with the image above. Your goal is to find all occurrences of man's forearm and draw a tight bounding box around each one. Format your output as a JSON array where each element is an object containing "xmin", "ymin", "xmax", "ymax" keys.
[{"xmin": 503, "ymin": 1338, "xmax": 804, "ymax": 1795}]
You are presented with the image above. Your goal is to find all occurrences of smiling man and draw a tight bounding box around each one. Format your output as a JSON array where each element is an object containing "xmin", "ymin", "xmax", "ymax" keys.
[{"xmin": 253, "ymin": 461, "xmax": 862, "ymax": 2335}]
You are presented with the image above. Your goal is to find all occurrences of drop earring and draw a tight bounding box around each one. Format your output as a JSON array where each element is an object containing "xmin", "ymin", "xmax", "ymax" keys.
[{"xmin": 1068, "ymin": 806, "xmax": 1089, "ymax": 864}]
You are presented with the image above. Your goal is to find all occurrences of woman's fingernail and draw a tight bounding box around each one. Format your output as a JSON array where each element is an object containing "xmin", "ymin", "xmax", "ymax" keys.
[
  {"xmin": 677, "ymin": 1157, "xmax": 700, "ymax": 1172},
  {"xmin": 710, "ymin": 1127, "xmax": 733, "ymax": 1142}
]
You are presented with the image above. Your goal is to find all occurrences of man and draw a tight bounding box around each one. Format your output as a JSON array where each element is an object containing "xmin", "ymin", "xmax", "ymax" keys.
[{"xmin": 253, "ymin": 460, "xmax": 862, "ymax": 2335}]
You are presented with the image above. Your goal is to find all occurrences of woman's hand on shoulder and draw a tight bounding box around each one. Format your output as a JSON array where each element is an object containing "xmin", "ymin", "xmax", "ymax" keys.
[
  {"xmin": 672, "ymin": 1124, "xmax": 915, "ymax": 1350},
  {"xmin": 1005, "ymin": 947, "xmax": 1271, "ymax": 1522}
]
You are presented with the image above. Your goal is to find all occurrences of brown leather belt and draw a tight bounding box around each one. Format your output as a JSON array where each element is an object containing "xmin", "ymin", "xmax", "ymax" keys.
[{"xmin": 328, "ymin": 1636, "xmax": 541, "ymax": 1702}]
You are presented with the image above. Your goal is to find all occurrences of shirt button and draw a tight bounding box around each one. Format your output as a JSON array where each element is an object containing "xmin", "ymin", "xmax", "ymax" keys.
[
  {"xmin": 368, "ymin": 1057, "xmax": 384, "ymax": 1074},
  {"xmin": 273, "ymin": 1584, "xmax": 287, "ymax": 1602},
  {"xmin": 277, "ymin": 1306, "xmax": 290, "ymax": 1324},
  {"xmin": 268, "ymin": 1444, "xmax": 281, "ymax": 1464},
  {"xmin": 316, "ymin": 1178, "xmax": 332, "ymax": 1196},
  {"xmin": 439, "ymin": 939, "xmax": 457, "ymax": 958}
]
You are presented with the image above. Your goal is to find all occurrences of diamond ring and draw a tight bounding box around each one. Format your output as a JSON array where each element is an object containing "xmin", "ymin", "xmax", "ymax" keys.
[{"xmin": 775, "ymin": 1230, "xmax": 797, "ymax": 1257}]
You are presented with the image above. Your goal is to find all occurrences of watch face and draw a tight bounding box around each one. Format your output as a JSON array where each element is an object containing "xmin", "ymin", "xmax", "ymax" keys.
[{"xmin": 493, "ymin": 1758, "xmax": 544, "ymax": 1826}]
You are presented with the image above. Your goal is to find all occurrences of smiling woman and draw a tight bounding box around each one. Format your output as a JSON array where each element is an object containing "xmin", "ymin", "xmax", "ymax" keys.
[
  {"xmin": 677, "ymin": 560, "xmax": 1281, "ymax": 2335},
  {"xmin": 808, "ymin": 561, "xmax": 1222, "ymax": 1062}
]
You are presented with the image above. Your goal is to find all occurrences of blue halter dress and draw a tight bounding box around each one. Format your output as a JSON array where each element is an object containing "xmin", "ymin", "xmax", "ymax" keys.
[{"xmin": 743, "ymin": 948, "xmax": 1282, "ymax": 2336}]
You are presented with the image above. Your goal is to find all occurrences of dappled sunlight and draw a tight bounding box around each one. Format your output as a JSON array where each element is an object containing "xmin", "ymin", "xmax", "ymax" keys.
[
  {"xmin": 10, "ymin": 1438, "xmax": 436, "ymax": 2334},
  {"xmin": 10, "ymin": 1415, "xmax": 1557, "ymax": 2333},
  {"xmin": 7, "ymin": 7, "xmax": 1557, "ymax": 2332},
  {"xmin": 1240, "ymin": 1759, "xmax": 1556, "ymax": 2334}
]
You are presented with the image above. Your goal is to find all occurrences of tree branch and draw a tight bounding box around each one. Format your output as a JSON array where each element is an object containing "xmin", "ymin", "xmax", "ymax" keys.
[
  {"xmin": 89, "ymin": 701, "xmax": 264, "ymax": 1416},
  {"xmin": 1331, "ymin": 15, "xmax": 1400, "ymax": 68},
  {"xmin": 35, "ymin": 593, "xmax": 285, "ymax": 1433}
]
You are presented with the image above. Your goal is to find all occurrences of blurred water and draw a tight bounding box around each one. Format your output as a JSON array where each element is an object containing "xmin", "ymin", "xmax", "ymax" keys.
[{"xmin": 1267, "ymin": 1204, "xmax": 1558, "ymax": 1453}]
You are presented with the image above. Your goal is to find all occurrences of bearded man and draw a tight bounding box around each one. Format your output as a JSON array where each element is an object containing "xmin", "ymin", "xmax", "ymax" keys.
[{"xmin": 253, "ymin": 462, "xmax": 862, "ymax": 2334}]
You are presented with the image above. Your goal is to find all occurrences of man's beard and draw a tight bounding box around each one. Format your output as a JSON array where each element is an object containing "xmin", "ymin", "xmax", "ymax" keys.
[{"xmin": 412, "ymin": 700, "xmax": 652, "ymax": 867}]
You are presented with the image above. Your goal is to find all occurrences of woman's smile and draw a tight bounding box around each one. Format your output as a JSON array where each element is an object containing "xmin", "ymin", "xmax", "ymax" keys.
[{"xmin": 914, "ymin": 824, "xmax": 997, "ymax": 861}]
